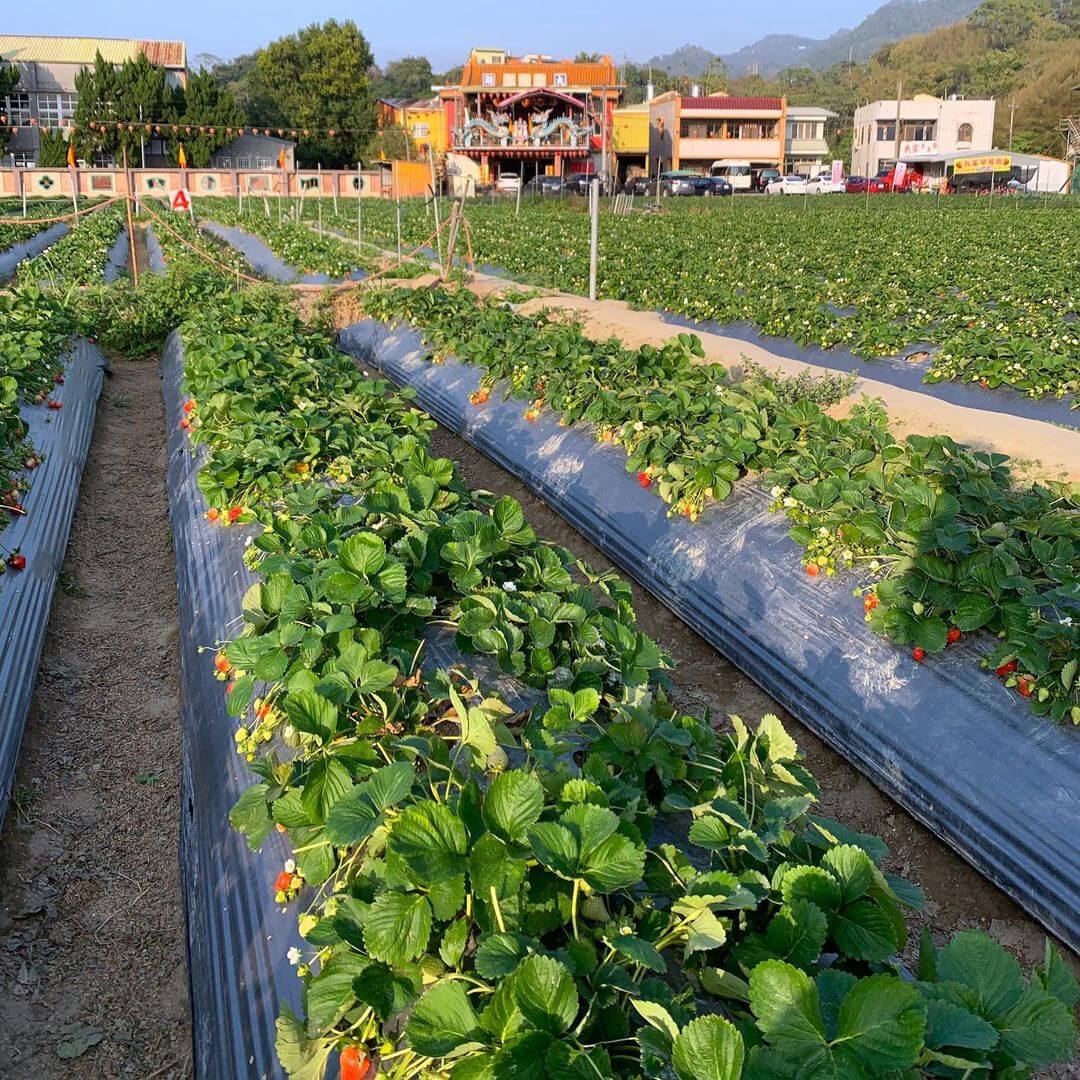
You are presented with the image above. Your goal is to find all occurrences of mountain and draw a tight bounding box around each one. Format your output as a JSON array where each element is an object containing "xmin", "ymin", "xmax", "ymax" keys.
[{"xmin": 646, "ymin": 0, "xmax": 983, "ymax": 77}]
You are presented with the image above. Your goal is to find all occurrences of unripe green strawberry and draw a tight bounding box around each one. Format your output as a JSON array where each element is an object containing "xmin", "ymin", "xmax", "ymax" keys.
[
  {"xmin": 487, "ymin": 745, "xmax": 509, "ymax": 772},
  {"xmin": 580, "ymin": 895, "xmax": 609, "ymax": 921},
  {"xmin": 420, "ymin": 956, "xmax": 446, "ymax": 982},
  {"xmin": 912, "ymin": 602, "xmax": 925, "ymax": 615}
]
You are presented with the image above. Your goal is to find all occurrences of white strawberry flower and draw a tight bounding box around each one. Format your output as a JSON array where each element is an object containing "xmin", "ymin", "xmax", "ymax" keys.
[
  {"xmin": 287, "ymin": 946, "xmax": 302, "ymax": 965},
  {"xmin": 502, "ymin": 581, "xmax": 517, "ymax": 593}
]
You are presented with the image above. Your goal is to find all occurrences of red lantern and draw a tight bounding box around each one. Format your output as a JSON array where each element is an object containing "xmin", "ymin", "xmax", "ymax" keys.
[
  {"xmin": 328, "ymin": 129, "xmax": 336, "ymax": 137},
  {"xmin": 277, "ymin": 128, "xmax": 284, "ymax": 136},
  {"xmin": 185, "ymin": 125, "xmax": 191, "ymax": 134},
  {"xmin": 302, "ymin": 129, "xmax": 309, "ymax": 137},
  {"xmin": 290, "ymin": 129, "xmax": 297, "ymax": 137}
]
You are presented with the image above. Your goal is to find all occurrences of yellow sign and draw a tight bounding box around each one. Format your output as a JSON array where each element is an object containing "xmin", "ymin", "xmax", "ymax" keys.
[{"xmin": 953, "ymin": 154, "xmax": 1011, "ymax": 175}]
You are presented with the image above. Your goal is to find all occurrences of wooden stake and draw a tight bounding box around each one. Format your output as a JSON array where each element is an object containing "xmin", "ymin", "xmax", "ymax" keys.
[{"xmin": 123, "ymin": 147, "xmax": 139, "ymax": 285}]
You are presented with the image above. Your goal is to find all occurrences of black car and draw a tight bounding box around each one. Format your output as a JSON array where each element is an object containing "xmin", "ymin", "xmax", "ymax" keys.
[
  {"xmin": 701, "ymin": 176, "xmax": 732, "ymax": 196},
  {"xmin": 623, "ymin": 175, "xmax": 659, "ymax": 196},
  {"xmin": 756, "ymin": 168, "xmax": 781, "ymax": 191},
  {"xmin": 564, "ymin": 172, "xmax": 608, "ymax": 195}
]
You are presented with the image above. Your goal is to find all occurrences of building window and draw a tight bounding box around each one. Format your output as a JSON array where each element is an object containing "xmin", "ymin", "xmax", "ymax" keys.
[
  {"xmin": 736, "ymin": 121, "xmax": 775, "ymax": 139},
  {"xmin": 10, "ymin": 150, "xmax": 34, "ymax": 167},
  {"xmin": 900, "ymin": 120, "xmax": 936, "ymax": 141},
  {"xmin": 876, "ymin": 120, "xmax": 896, "ymax": 142},
  {"xmin": 957, "ymin": 122, "xmax": 973, "ymax": 143},
  {"xmin": 91, "ymin": 151, "xmax": 114, "ymax": 167},
  {"xmin": 788, "ymin": 120, "xmax": 818, "ymax": 140},
  {"xmin": 681, "ymin": 119, "xmax": 727, "ymax": 138},
  {"xmin": 37, "ymin": 92, "xmax": 77, "ymax": 127},
  {"xmin": 412, "ymin": 122, "xmax": 430, "ymax": 138},
  {"xmin": 553, "ymin": 73, "xmax": 568, "ymax": 86},
  {"xmin": 4, "ymin": 92, "xmax": 32, "ymax": 125},
  {"xmin": 255, "ymin": 157, "xmax": 272, "ymax": 169}
]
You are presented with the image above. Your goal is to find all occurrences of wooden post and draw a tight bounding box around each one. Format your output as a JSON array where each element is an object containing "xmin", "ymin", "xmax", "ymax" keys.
[
  {"xmin": 442, "ymin": 199, "xmax": 463, "ymax": 280},
  {"xmin": 357, "ymin": 162, "xmax": 363, "ymax": 253},
  {"xmin": 19, "ymin": 167, "xmax": 27, "ymax": 218},
  {"xmin": 123, "ymin": 147, "xmax": 139, "ymax": 285},
  {"xmin": 331, "ymin": 169, "xmax": 338, "ymax": 216},
  {"xmin": 317, "ymin": 163, "xmax": 323, "ymax": 235},
  {"xmin": 429, "ymin": 147, "xmax": 443, "ymax": 266}
]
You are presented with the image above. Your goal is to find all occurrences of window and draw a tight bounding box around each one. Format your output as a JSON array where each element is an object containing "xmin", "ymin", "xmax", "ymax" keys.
[
  {"xmin": 680, "ymin": 119, "xmax": 726, "ymax": 139},
  {"xmin": 876, "ymin": 120, "xmax": 896, "ymax": 142},
  {"xmin": 37, "ymin": 92, "xmax": 76, "ymax": 127},
  {"xmin": 9, "ymin": 150, "xmax": 34, "ymax": 167},
  {"xmin": 957, "ymin": 122, "xmax": 973, "ymax": 143},
  {"xmin": 900, "ymin": 120, "xmax": 935, "ymax": 141},
  {"xmin": 788, "ymin": 120, "xmax": 818, "ymax": 140},
  {"xmin": 553, "ymin": 72, "xmax": 567, "ymax": 86},
  {"xmin": 91, "ymin": 151, "xmax": 114, "ymax": 167},
  {"xmin": 481, "ymin": 73, "xmax": 495, "ymax": 86},
  {"xmin": 412, "ymin": 122, "xmax": 430, "ymax": 138},
  {"xmin": 736, "ymin": 121, "xmax": 775, "ymax": 139},
  {"xmin": 4, "ymin": 92, "xmax": 31, "ymax": 125}
]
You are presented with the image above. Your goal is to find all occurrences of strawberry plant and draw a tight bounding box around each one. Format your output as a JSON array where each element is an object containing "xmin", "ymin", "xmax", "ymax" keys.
[
  {"xmin": 0, "ymin": 198, "xmax": 70, "ymax": 253},
  {"xmin": 19, "ymin": 204, "xmax": 127, "ymax": 286},
  {"xmin": 164, "ymin": 285, "xmax": 1076, "ymax": 1077},
  {"xmin": 314, "ymin": 196, "xmax": 1079, "ymax": 404},
  {"xmin": 361, "ymin": 286, "xmax": 1079, "ymax": 722}
]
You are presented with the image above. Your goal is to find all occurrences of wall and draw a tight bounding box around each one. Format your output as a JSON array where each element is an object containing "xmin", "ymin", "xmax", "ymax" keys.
[{"xmin": 0, "ymin": 167, "xmax": 394, "ymax": 200}]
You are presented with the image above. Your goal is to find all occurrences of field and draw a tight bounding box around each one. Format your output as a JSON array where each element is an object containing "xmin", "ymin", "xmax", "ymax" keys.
[
  {"xmin": 309, "ymin": 194, "xmax": 1080, "ymax": 405},
  {"xmin": 0, "ymin": 193, "xmax": 1077, "ymax": 1080}
]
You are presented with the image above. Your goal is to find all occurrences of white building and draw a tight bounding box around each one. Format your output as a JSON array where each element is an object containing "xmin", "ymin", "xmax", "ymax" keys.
[
  {"xmin": 784, "ymin": 106, "xmax": 837, "ymax": 175},
  {"xmin": 850, "ymin": 93, "xmax": 995, "ymax": 178}
]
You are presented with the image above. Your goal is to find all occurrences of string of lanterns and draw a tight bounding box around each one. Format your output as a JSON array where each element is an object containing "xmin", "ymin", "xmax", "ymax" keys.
[{"xmin": 0, "ymin": 116, "xmax": 353, "ymax": 138}]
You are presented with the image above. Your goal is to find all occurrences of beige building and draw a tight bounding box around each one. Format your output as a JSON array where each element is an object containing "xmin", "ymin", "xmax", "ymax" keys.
[
  {"xmin": 784, "ymin": 106, "xmax": 837, "ymax": 175},
  {"xmin": 0, "ymin": 35, "xmax": 187, "ymax": 167},
  {"xmin": 649, "ymin": 92, "xmax": 786, "ymax": 183},
  {"xmin": 850, "ymin": 93, "xmax": 995, "ymax": 178}
]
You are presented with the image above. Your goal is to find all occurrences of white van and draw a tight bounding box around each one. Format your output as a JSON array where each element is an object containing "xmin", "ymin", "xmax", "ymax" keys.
[{"xmin": 709, "ymin": 160, "xmax": 752, "ymax": 191}]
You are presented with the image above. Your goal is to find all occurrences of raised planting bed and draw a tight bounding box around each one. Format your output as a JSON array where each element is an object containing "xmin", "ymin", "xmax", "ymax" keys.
[
  {"xmin": 0, "ymin": 222, "xmax": 70, "ymax": 280},
  {"xmin": 201, "ymin": 214, "xmax": 367, "ymax": 280},
  {"xmin": 338, "ymin": 316, "xmax": 1080, "ymax": 953},
  {"xmin": 0, "ymin": 335, "xmax": 106, "ymax": 827}
]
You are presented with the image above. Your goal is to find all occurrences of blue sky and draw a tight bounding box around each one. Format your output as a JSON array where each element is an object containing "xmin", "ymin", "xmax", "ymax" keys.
[{"xmin": 6, "ymin": 0, "xmax": 884, "ymax": 70}]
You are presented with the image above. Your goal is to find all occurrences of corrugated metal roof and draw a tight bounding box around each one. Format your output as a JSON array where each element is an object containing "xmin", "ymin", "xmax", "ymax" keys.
[
  {"xmin": 0, "ymin": 34, "xmax": 185, "ymax": 69},
  {"xmin": 681, "ymin": 96, "xmax": 784, "ymax": 110}
]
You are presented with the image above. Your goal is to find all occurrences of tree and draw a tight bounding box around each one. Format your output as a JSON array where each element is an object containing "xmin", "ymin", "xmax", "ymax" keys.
[
  {"xmin": 37, "ymin": 128, "xmax": 70, "ymax": 167},
  {"xmin": 243, "ymin": 20, "xmax": 377, "ymax": 168},
  {"xmin": 179, "ymin": 69, "xmax": 245, "ymax": 166},
  {"xmin": 71, "ymin": 51, "xmax": 180, "ymax": 163},
  {"xmin": 377, "ymin": 56, "xmax": 435, "ymax": 100},
  {"xmin": 362, "ymin": 124, "xmax": 417, "ymax": 162},
  {"xmin": 0, "ymin": 57, "xmax": 18, "ymax": 157},
  {"xmin": 1052, "ymin": 0, "xmax": 1080, "ymax": 32},
  {"xmin": 574, "ymin": 52, "xmax": 600, "ymax": 63},
  {"xmin": 971, "ymin": 0, "xmax": 1052, "ymax": 49}
]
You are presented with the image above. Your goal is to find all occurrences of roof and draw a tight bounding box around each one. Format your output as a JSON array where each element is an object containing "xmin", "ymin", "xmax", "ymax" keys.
[
  {"xmin": 786, "ymin": 105, "xmax": 838, "ymax": 119},
  {"xmin": 458, "ymin": 54, "xmax": 618, "ymax": 89},
  {"xmin": 495, "ymin": 87, "xmax": 585, "ymax": 110},
  {"xmin": 681, "ymin": 96, "xmax": 784, "ymax": 110},
  {"xmin": 0, "ymin": 34, "xmax": 185, "ymax": 69},
  {"xmin": 899, "ymin": 147, "xmax": 1045, "ymax": 166}
]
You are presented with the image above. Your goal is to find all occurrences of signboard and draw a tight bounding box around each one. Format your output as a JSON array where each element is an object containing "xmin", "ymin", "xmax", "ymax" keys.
[
  {"xmin": 954, "ymin": 153, "xmax": 1011, "ymax": 175},
  {"xmin": 892, "ymin": 161, "xmax": 907, "ymax": 187},
  {"xmin": 830, "ymin": 159, "xmax": 843, "ymax": 184},
  {"xmin": 170, "ymin": 188, "xmax": 191, "ymax": 212},
  {"xmin": 900, "ymin": 140, "xmax": 937, "ymax": 158}
]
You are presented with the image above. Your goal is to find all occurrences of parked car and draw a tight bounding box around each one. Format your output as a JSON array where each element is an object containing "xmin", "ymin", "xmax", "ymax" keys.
[
  {"xmin": 702, "ymin": 176, "xmax": 733, "ymax": 196},
  {"xmin": 765, "ymin": 174, "xmax": 809, "ymax": 195},
  {"xmin": 806, "ymin": 173, "xmax": 844, "ymax": 194},
  {"xmin": 876, "ymin": 167, "xmax": 923, "ymax": 192},
  {"xmin": 623, "ymin": 174, "xmax": 659, "ymax": 196},
  {"xmin": 495, "ymin": 172, "xmax": 521, "ymax": 194},
  {"xmin": 845, "ymin": 175, "xmax": 887, "ymax": 194},
  {"xmin": 657, "ymin": 170, "xmax": 701, "ymax": 196},
  {"xmin": 710, "ymin": 160, "xmax": 752, "ymax": 191},
  {"xmin": 756, "ymin": 168, "xmax": 781, "ymax": 191},
  {"xmin": 523, "ymin": 175, "xmax": 564, "ymax": 196}
]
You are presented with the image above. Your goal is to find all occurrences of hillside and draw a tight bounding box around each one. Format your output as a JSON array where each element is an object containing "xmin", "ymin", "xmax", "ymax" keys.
[{"xmin": 646, "ymin": 0, "xmax": 982, "ymax": 76}]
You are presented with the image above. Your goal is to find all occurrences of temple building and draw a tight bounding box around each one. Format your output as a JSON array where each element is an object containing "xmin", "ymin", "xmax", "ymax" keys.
[{"xmin": 437, "ymin": 48, "xmax": 621, "ymax": 189}]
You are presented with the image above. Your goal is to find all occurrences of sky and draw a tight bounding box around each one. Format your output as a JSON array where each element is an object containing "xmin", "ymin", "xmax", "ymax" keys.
[{"xmin": 5, "ymin": 0, "xmax": 886, "ymax": 70}]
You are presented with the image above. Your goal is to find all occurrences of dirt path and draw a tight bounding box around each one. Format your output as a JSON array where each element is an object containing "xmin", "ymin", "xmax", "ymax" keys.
[
  {"xmin": 426, "ymin": 422, "xmax": 1080, "ymax": 992},
  {"xmin": 0, "ymin": 357, "xmax": 191, "ymax": 1076}
]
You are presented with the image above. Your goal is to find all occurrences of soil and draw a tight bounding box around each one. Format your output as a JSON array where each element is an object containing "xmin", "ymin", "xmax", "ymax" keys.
[
  {"xmin": 425, "ymin": 420, "xmax": 1080, "ymax": 997},
  {"xmin": 0, "ymin": 353, "xmax": 191, "ymax": 1076}
]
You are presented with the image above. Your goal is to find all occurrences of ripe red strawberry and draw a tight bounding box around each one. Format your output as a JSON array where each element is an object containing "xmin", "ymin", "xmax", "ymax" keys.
[
  {"xmin": 637, "ymin": 471, "xmax": 651, "ymax": 488},
  {"xmin": 912, "ymin": 647, "xmax": 926, "ymax": 662},
  {"xmin": 339, "ymin": 1046, "xmax": 371, "ymax": 1080},
  {"xmin": 47, "ymin": 400, "xmax": 62, "ymax": 410},
  {"xmin": 227, "ymin": 506, "xmax": 243, "ymax": 522},
  {"xmin": 214, "ymin": 652, "xmax": 231, "ymax": 675},
  {"xmin": 995, "ymin": 659, "xmax": 1018, "ymax": 676},
  {"xmin": 54, "ymin": 371, "xmax": 64, "ymax": 383},
  {"xmin": 863, "ymin": 593, "xmax": 879, "ymax": 612},
  {"xmin": 1017, "ymin": 675, "xmax": 1033, "ymax": 698},
  {"xmin": 8, "ymin": 553, "xmax": 26, "ymax": 571},
  {"xmin": 183, "ymin": 399, "xmax": 196, "ymax": 414},
  {"xmin": 25, "ymin": 456, "xmax": 37, "ymax": 469},
  {"xmin": 805, "ymin": 564, "xmax": 820, "ymax": 577},
  {"xmin": 206, "ymin": 508, "xmax": 220, "ymax": 522},
  {"xmin": 946, "ymin": 627, "xmax": 962, "ymax": 644},
  {"xmin": 180, "ymin": 418, "xmax": 190, "ymax": 430},
  {"xmin": 274, "ymin": 871, "xmax": 293, "ymax": 892}
]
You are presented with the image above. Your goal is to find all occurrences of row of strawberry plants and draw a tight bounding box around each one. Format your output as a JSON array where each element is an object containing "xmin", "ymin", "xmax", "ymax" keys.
[
  {"xmin": 0, "ymin": 199, "xmax": 70, "ymax": 253},
  {"xmin": 171, "ymin": 285, "xmax": 1076, "ymax": 1079},
  {"xmin": 19, "ymin": 203, "xmax": 127, "ymax": 286},
  {"xmin": 0, "ymin": 287, "xmax": 77, "ymax": 564},
  {"xmin": 314, "ymin": 196, "xmax": 1079, "ymax": 405},
  {"xmin": 360, "ymin": 286, "xmax": 1079, "ymax": 724}
]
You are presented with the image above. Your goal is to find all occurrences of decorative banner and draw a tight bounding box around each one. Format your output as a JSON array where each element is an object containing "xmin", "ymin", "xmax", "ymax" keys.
[
  {"xmin": 893, "ymin": 161, "xmax": 908, "ymax": 187},
  {"xmin": 831, "ymin": 159, "xmax": 843, "ymax": 184},
  {"xmin": 954, "ymin": 153, "xmax": 1012, "ymax": 175}
]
